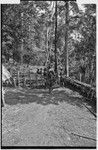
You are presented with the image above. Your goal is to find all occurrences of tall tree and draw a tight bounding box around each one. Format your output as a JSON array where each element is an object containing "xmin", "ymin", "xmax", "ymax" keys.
[
  {"xmin": 64, "ymin": 1, "xmax": 69, "ymax": 76},
  {"xmin": 21, "ymin": 12, "xmax": 24, "ymax": 64},
  {"xmin": 54, "ymin": 1, "xmax": 58, "ymax": 75}
]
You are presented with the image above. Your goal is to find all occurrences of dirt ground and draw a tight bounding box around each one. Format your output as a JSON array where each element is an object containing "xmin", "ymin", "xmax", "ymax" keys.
[{"xmin": 2, "ymin": 87, "xmax": 96, "ymax": 147}]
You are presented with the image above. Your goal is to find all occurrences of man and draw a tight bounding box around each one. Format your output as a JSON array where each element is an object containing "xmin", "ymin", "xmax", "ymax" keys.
[
  {"xmin": 43, "ymin": 68, "xmax": 48, "ymax": 88},
  {"xmin": 47, "ymin": 68, "xmax": 55, "ymax": 93},
  {"xmin": 37, "ymin": 68, "xmax": 40, "ymax": 74},
  {"xmin": 39, "ymin": 68, "xmax": 42, "ymax": 75}
]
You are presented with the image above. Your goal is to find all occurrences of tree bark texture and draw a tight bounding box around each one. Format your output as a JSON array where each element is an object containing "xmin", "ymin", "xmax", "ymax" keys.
[
  {"xmin": 54, "ymin": 1, "xmax": 58, "ymax": 76},
  {"xmin": 64, "ymin": 2, "xmax": 69, "ymax": 77}
]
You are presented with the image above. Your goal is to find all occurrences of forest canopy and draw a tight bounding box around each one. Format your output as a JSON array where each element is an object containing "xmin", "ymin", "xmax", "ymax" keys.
[{"xmin": 1, "ymin": 1, "xmax": 96, "ymax": 86}]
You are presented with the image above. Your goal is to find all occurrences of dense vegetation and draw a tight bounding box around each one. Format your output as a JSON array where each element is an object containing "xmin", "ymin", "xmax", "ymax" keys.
[{"xmin": 2, "ymin": 1, "xmax": 96, "ymax": 86}]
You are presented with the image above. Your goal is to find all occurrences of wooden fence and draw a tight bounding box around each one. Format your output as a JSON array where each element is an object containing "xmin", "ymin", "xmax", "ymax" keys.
[
  {"xmin": 8, "ymin": 68, "xmax": 96, "ymax": 103},
  {"xmin": 11, "ymin": 69, "xmax": 45, "ymax": 88}
]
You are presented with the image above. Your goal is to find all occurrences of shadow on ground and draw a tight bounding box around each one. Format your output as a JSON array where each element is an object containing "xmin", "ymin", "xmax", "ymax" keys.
[{"xmin": 5, "ymin": 87, "xmax": 96, "ymax": 114}]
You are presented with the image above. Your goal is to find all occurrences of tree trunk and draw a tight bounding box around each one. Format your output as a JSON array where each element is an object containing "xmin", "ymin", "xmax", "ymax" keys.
[
  {"xmin": 88, "ymin": 55, "xmax": 92, "ymax": 84},
  {"xmin": 21, "ymin": 12, "xmax": 23, "ymax": 64},
  {"xmin": 45, "ymin": 27, "xmax": 50, "ymax": 66},
  {"xmin": 54, "ymin": 1, "xmax": 58, "ymax": 76},
  {"xmin": 80, "ymin": 73, "xmax": 82, "ymax": 82},
  {"xmin": 64, "ymin": 2, "xmax": 69, "ymax": 77},
  {"xmin": 90, "ymin": 58, "xmax": 94, "ymax": 85}
]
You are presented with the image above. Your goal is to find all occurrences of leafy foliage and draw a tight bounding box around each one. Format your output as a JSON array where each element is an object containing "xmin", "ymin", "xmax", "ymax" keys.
[{"xmin": 2, "ymin": 2, "xmax": 96, "ymax": 86}]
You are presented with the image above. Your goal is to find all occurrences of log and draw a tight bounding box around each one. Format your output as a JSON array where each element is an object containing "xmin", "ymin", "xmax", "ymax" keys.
[{"xmin": 62, "ymin": 75, "xmax": 96, "ymax": 103}]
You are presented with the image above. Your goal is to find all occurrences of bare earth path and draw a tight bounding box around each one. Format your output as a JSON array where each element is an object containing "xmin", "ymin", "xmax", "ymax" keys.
[{"xmin": 2, "ymin": 87, "xmax": 96, "ymax": 146}]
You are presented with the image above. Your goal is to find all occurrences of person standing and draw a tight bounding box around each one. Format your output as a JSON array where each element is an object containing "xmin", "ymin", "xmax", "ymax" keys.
[
  {"xmin": 43, "ymin": 68, "xmax": 47, "ymax": 88},
  {"xmin": 47, "ymin": 68, "xmax": 55, "ymax": 94}
]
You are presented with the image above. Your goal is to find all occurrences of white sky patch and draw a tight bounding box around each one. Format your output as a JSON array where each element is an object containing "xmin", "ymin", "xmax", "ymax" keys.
[
  {"xmin": 78, "ymin": 4, "xmax": 85, "ymax": 12},
  {"xmin": 77, "ymin": 0, "xmax": 97, "ymax": 4},
  {"xmin": 71, "ymin": 31, "xmax": 83, "ymax": 42},
  {"xmin": 0, "ymin": 0, "xmax": 20, "ymax": 4}
]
